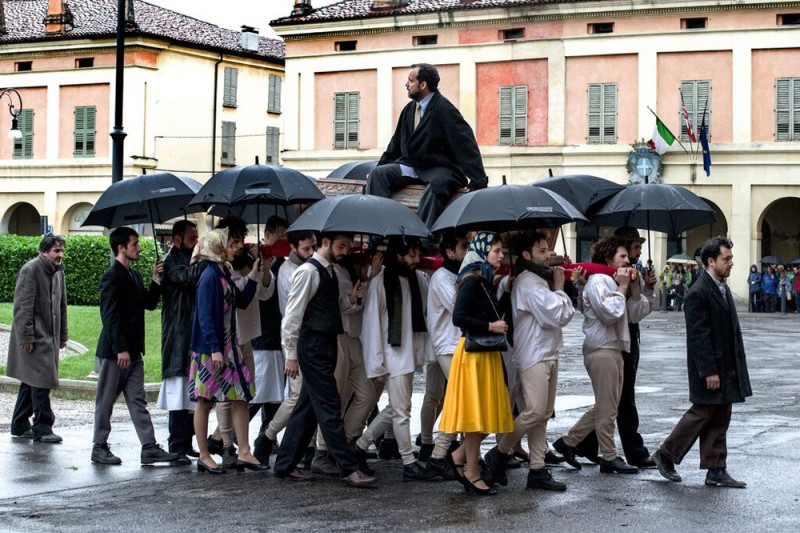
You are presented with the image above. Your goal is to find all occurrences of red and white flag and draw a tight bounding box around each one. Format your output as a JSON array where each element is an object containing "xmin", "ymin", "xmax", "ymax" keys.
[{"xmin": 680, "ymin": 89, "xmax": 696, "ymax": 143}]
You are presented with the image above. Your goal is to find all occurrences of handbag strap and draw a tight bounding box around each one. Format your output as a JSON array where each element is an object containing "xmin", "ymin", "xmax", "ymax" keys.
[{"xmin": 478, "ymin": 280, "xmax": 502, "ymax": 320}]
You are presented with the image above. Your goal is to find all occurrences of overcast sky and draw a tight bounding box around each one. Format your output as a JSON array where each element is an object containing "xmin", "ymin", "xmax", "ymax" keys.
[{"xmin": 146, "ymin": 0, "xmax": 339, "ymax": 38}]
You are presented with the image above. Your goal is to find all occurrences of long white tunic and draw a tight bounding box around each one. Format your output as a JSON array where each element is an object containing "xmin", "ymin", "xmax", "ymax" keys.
[
  {"xmin": 426, "ymin": 267, "xmax": 460, "ymax": 356},
  {"xmin": 361, "ymin": 267, "xmax": 434, "ymax": 379},
  {"xmin": 232, "ymin": 270, "xmax": 275, "ymax": 345}
]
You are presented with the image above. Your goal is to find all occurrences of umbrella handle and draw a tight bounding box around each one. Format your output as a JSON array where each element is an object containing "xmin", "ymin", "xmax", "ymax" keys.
[{"xmin": 147, "ymin": 200, "xmax": 160, "ymax": 262}]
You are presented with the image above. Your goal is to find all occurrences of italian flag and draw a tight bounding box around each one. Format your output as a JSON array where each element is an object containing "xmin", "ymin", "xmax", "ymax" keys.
[{"xmin": 649, "ymin": 117, "xmax": 676, "ymax": 155}]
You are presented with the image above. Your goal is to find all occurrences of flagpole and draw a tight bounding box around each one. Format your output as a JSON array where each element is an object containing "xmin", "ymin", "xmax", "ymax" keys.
[
  {"xmin": 678, "ymin": 88, "xmax": 694, "ymax": 159},
  {"xmin": 696, "ymin": 98, "xmax": 709, "ymax": 159},
  {"xmin": 647, "ymin": 106, "xmax": 690, "ymax": 155}
]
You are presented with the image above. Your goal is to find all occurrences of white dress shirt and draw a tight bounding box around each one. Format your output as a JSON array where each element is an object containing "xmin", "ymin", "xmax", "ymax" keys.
[
  {"xmin": 278, "ymin": 260, "xmax": 300, "ymax": 316},
  {"xmin": 426, "ymin": 267, "xmax": 460, "ymax": 356},
  {"xmin": 232, "ymin": 269, "xmax": 275, "ymax": 345},
  {"xmin": 280, "ymin": 252, "xmax": 355, "ymax": 361},
  {"xmin": 361, "ymin": 267, "xmax": 434, "ymax": 379},
  {"xmin": 511, "ymin": 270, "xmax": 574, "ymax": 373},
  {"xmin": 582, "ymin": 273, "xmax": 649, "ymax": 353}
]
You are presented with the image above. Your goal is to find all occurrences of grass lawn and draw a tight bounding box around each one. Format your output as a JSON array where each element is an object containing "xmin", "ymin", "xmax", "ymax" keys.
[{"xmin": 1, "ymin": 303, "xmax": 163, "ymax": 382}]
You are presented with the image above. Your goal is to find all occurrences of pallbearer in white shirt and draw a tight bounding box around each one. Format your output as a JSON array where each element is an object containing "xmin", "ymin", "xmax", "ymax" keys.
[
  {"xmin": 356, "ymin": 237, "xmax": 438, "ymax": 481},
  {"xmin": 484, "ymin": 232, "xmax": 575, "ymax": 491}
]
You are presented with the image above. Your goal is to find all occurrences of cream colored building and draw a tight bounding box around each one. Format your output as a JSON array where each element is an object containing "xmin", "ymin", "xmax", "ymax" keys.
[
  {"xmin": 273, "ymin": 0, "xmax": 800, "ymax": 299},
  {"xmin": 0, "ymin": 0, "xmax": 284, "ymax": 236}
]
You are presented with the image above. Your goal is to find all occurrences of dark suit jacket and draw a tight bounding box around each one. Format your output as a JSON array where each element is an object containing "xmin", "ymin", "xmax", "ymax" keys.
[
  {"xmin": 378, "ymin": 91, "xmax": 487, "ymax": 189},
  {"xmin": 683, "ymin": 269, "xmax": 752, "ymax": 405},
  {"xmin": 96, "ymin": 260, "xmax": 161, "ymax": 360}
]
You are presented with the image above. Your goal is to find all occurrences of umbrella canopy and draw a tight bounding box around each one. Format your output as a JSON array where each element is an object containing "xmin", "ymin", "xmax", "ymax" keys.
[
  {"xmin": 532, "ymin": 174, "xmax": 625, "ymax": 215},
  {"xmin": 430, "ymin": 184, "xmax": 587, "ymax": 233},
  {"xmin": 188, "ymin": 164, "xmax": 324, "ymax": 210},
  {"xmin": 82, "ymin": 172, "xmax": 204, "ymax": 228},
  {"xmin": 326, "ymin": 160, "xmax": 378, "ymax": 181},
  {"xmin": 789, "ymin": 258, "xmax": 800, "ymax": 266},
  {"xmin": 591, "ymin": 184, "xmax": 715, "ymax": 235},
  {"xmin": 667, "ymin": 254, "xmax": 696, "ymax": 265},
  {"xmin": 288, "ymin": 195, "xmax": 429, "ymax": 238},
  {"xmin": 760, "ymin": 255, "xmax": 784, "ymax": 266}
]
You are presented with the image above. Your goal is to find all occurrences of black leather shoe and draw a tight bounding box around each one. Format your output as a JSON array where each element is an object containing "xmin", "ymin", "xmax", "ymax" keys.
[
  {"xmin": 651, "ymin": 450, "xmax": 681, "ymax": 482},
  {"xmin": 342, "ymin": 470, "xmax": 377, "ymax": 488},
  {"xmin": 207, "ymin": 435, "xmax": 224, "ymax": 455},
  {"xmin": 141, "ymin": 443, "xmax": 180, "ymax": 465},
  {"xmin": 599, "ymin": 457, "xmax": 639, "ymax": 474},
  {"xmin": 197, "ymin": 459, "xmax": 225, "ymax": 474},
  {"xmin": 379, "ymin": 438, "xmax": 402, "ymax": 460},
  {"xmin": 527, "ymin": 467, "xmax": 567, "ymax": 491},
  {"xmin": 417, "ymin": 443, "xmax": 435, "ymax": 463},
  {"xmin": 544, "ymin": 450, "xmax": 565, "ymax": 465},
  {"xmin": 705, "ymin": 468, "xmax": 746, "ymax": 488},
  {"xmin": 353, "ymin": 446, "xmax": 376, "ymax": 476},
  {"xmin": 11, "ymin": 429, "xmax": 34, "ymax": 439},
  {"xmin": 464, "ymin": 477, "xmax": 498, "ymax": 496},
  {"xmin": 630, "ymin": 456, "xmax": 657, "ymax": 469},
  {"xmin": 253, "ymin": 435, "xmax": 275, "ymax": 464},
  {"xmin": 91, "ymin": 444, "xmax": 122, "ymax": 465},
  {"xmin": 311, "ymin": 451, "xmax": 340, "ymax": 476},
  {"xmin": 403, "ymin": 461, "xmax": 438, "ymax": 481},
  {"xmin": 174, "ymin": 454, "xmax": 192, "ymax": 466},
  {"xmin": 235, "ymin": 459, "xmax": 270, "ymax": 472},
  {"xmin": 186, "ymin": 448, "xmax": 200, "ymax": 458},
  {"xmin": 35, "ymin": 432, "xmax": 63, "ymax": 444},
  {"xmin": 221, "ymin": 445, "xmax": 238, "ymax": 469},
  {"xmin": 484, "ymin": 446, "xmax": 508, "ymax": 486},
  {"xmin": 553, "ymin": 438, "xmax": 582, "ymax": 470},
  {"xmin": 426, "ymin": 456, "xmax": 456, "ymax": 480}
]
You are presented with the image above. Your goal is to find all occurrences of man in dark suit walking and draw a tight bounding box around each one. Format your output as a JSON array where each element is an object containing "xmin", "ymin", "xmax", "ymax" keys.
[
  {"xmin": 91, "ymin": 227, "xmax": 179, "ymax": 466},
  {"xmin": 652, "ymin": 236, "xmax": 751, "ymax": 488},
  {"xmin": 366, "ymin": 63, "xmax": 487, "ymax": 229}
]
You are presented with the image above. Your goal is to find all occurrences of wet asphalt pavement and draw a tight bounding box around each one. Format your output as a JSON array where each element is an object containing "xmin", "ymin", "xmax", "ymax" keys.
[{"xmin": 0, "ymin": 311, "xmax": 798, "ymax": 532}]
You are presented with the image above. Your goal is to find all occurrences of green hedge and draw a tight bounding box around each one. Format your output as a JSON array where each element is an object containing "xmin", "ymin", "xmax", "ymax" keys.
[{"xmin": 0, "ymin": 234, "xmax": 159, "ymax": 305}]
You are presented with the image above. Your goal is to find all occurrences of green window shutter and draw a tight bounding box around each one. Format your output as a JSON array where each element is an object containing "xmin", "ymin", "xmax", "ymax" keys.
[
  {"xmin": 794, "ymin": 78, "xmax": 800, "ymax": 140},
  {"xmin": 266, "ymin": 126, "xmax": 280, "ymax": 164},
  {"xmin": 498, "ymin": 86, "xmax": 513, "ymax": 145},
  {"xmin": 268, "ymin": 74, "xmax": 282, "ymax": 114},
  {"xmin": 73, "ymin": 106, "xmax": 96, "ymax": 158},
  {"xmin": 85, "ymin": 106, "xmax": 96, "ymax": 156},
  {"xmin": 221, "ymin": 121, "xmax": 236, "ymax": 165},
  {"xmin": 776, "ymin": 78, "xmax": 792, "ymax": 141},
  {"xmin": 587, "ymin": 84, "xmax": 602, "ymax": 143},
  {"xmin": 513, "ymin": 85, "xmax": 528, "ymax": 145},
  {"xmin": 13, "ymin": 109, "xmax": 33, "ymax": 159},
  {"xmin": 333, "ymin": 93, "xmax": 346, "ymax": 148},
  {"xmin": 602, "ymin": 83, "xmax": 617, "ymax": 144},
  {"xmin": 680, "ymin": 80, "xmax": 695, "ymax": 142},
  {"xmin": 224, "ymin": 67, "xmax": 238, "ymax": 107},
  {"xmin": 347, "ymin": 92, "xmax": 360, "ymax": 149}
]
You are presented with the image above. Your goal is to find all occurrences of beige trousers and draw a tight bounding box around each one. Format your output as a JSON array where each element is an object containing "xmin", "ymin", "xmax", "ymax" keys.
[
  {"xmin": 357, "ymin": 372, "xmax": 415, "ymax": 465},
  {"xmin": 217, "ymin": 342, "xmax": 256, "ymax": 445},
  {"xmin": 265, "ymin": 371, "xmax": 303, "ymax": 442},
  {"xmin": 316, "ymin": 335, "xmax": 377, "ymax": 450},
  {"xmin": 563, "ymin": 348, "xmax": 624, "ymax": 460},
  {"xmin": 419, "ymin": 361, "xmax": 447, "ymax": 444},
  {"xmin": 431, "ymin": 354, "xmax": 459, "ymax": 458},
  {"xmin": 498, "ymin": 359, "xmax": 559, "ymax": 470}
]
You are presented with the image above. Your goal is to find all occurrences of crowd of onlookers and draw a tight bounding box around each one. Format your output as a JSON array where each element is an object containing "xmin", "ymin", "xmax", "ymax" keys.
[
  {"xmin": 655, "ymin": 262, "xmax": 702, "ymax": 313},
  {"xmin": 747, "ymin": 263, "xmax": 800, "ymax": 314}
]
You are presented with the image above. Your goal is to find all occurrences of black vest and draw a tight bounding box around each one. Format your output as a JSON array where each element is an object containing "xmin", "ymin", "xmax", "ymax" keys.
[{"xmin": 300, "ymin": 258, "xmax": 344, "ymax": 335}]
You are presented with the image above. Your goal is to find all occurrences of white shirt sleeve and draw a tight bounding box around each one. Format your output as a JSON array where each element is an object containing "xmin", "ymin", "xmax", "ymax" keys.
[
  {"xmin": 585, "ymin": 276, "xmax": 626, "ymax": 326},
  {"xmin": 360, "ymin": 272, "xmax": 388, "ymax": 378},
  {"xmin": 280, "ymin": 265, "xmax": 319, "ymax": 361},
  {"xmin": 523, "ymin": 282, "xmax": 574, "ymax": 330}
]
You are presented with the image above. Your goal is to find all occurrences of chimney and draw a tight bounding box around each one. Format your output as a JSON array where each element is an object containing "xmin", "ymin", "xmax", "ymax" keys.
[
  {"xmin": 0, "ymin": 0, "xmax": 6, "ymax": 35},
  {"xmin": 44, "ymin": 0, "xmax": 74, "ymax": 34},
  {"xmin": 240, "ymin": 25, "xmax": 260, "ymax": 52},
  {"xmin": 291, "ymin": 1, "xmax": 313, "ymax": 17},
  {"xmin": 125, "ymin": 0, "xmax": 138, "ymax": 29}
]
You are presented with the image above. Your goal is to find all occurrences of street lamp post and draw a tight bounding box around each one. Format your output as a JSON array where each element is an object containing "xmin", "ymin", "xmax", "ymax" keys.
[
  {"xmin": 110, "ymin": 0, "xmax": 127, "ymax": 183},
  {"xmin": 1, "ymin": 87, "xmax": 23, "ymax": 140}
]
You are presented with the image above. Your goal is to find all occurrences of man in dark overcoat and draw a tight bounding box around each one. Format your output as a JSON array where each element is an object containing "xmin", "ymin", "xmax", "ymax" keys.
[
  {"xmin": 8, "ymin": 234, "xmax": 68, "ymax": 443},
  {"xmin": 366, "ymin": 63, "xmax": 487, "ymax": 229},
  {"xmin": 652, "ymin": 236, "xmax": 752, "ymax": 488}
]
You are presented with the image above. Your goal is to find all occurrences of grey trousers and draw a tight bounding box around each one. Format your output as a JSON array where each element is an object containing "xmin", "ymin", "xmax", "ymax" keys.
[{"xmin": 93, "ymin": 357, "xmax": 156, "ymax": 446}]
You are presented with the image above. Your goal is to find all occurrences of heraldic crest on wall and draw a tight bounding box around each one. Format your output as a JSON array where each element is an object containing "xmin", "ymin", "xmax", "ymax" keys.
[{"xmin": 627, "ymin": 142, "xmax": 663, "ymax": 185}]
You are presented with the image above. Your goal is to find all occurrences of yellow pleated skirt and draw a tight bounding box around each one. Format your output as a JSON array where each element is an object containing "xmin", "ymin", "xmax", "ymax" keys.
[{"xmin": 439, "ymin": 338, "xmax": 514, "ymax": 434}]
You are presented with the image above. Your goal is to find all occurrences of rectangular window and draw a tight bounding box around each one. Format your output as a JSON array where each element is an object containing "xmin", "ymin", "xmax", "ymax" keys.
[
  {"xmin": 335, "ymin": 41, "xmax": 357, "ymax": 52},
  {"xmin": 76, "ymin": 57, "xmax": 94, "ymax": 68},
  {"xmin": 221, "ymin": 121, "xmax": 236, "ymax": 165},
  {"xmin": 587, "ymin": 83, "xmax": 616, "ymax": 144},
  {"xmin": 266, "ymin": 126, "xmax": 280, "ymax": 164},
  {"xmin": 223, "ymin": 67, "xmax": 238, "ymax": 108},
  {"xmin": 498, "ymin": 86, "xmax": 528, "ymax": 146},
  {"xmin": 778, "ymin": 13, "xmax": 800, "ymax": 25},
  {"xmin": 775, "ymin": 78, "xmax": 800, "ymax": 141},
  {"xmin": 15, "ymin": 61, "xmax": 32, "ymax": 72},
  {"xmin": 679, "ymin": 80, "xmax": 711, "ymax": 142},
  {"xmin": 333, "ymin": 92, "xmax": 360, "ymax": 149},
  {"xmin": 73, "ymin": 106, "xmax": 96, "ymax": 158},
  {"xmin": 413, "ymin": 35, "xmax": 438, "ymax": 46},
  {"xmin": 268, "ymin": 74, "xmax": 282, "ymax": 114},
  {"xmin": 588, "ymin": 22, "xmax": 614, "ymax": 34},
  {"xmin": 500, "ymin": 28, "xmax": 525, "ymax": 40},
  {"xmin": 681, "ymin": 17, "xmax": 707, "ymax": 29},
  {"xmin": 12, "ymin": 109, "xmax": 34, "ymax": 159}
]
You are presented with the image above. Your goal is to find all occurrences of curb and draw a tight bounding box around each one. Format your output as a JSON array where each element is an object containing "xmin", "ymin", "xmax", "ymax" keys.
[{"xmin": 0, "ymin": 376, "xmax": 162, "ymax": 402}]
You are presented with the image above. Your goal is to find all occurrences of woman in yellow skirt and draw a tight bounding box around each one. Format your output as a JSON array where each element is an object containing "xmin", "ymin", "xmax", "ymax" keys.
[{"xmin": 439, "ymin": 232, "xmax": 514, "ymax": 495}]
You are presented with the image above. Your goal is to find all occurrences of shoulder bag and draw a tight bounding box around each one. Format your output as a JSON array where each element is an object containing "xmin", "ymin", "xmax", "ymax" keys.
[{"xmin": 464, "ymin": 281, "xmax": 508, "ymax": 353}]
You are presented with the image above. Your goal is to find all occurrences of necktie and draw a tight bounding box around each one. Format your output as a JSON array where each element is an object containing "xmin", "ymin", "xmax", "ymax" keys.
[{"xmin": 413, "ymin": 102, "xmax": 421, "ymax": 130}]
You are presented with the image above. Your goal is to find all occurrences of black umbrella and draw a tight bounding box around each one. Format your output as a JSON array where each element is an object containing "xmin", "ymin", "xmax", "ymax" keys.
[
  {"xmin": 326, "ymin": 160, "xmax": 378, "ymax": 181},
  {"xmin": 288, "ymin": 195, "xmax": 429, "ymax": 238},
  {"xmin": 82, "ymin": 172, "xmax": 204, "ymax": 258},
  {"xmin": 760, "ymin": 255, "xmax": 784, "ymax": 266},
  {"xmin": 532, "ymin": 174, "xmax": 625, "ymax": 215},
  {"xmin": 789, "ymin": 258, "xmax": 800, "ymax": 266},
  {"xmin": 430, "ymin": 184, "xmax": 587, "ymax": 233}
]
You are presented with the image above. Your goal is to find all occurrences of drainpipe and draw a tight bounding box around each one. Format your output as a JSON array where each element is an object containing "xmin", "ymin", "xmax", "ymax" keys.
[{"xmin": 211, "ymin": 53, "xmax": 223, "ymax": 175}]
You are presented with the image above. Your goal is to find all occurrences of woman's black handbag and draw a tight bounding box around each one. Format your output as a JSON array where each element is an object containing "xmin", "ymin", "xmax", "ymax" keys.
[{"xmin": 464, "ymin": 281, "xmax": 508, "ymax": 353}]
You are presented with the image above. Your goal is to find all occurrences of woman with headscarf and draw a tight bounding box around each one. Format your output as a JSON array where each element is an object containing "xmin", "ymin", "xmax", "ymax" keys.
[
  {"xmin": 438, "ymin": 232, "xmax": 513, "ymax": 495},
  {"xmin": 189, "ymin": 228, "xmax": 269, "ymax": 473}
]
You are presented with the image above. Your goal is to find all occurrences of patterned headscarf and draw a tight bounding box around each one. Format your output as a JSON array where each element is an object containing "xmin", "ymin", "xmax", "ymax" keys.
[
  {"xmin": 191, "ymin": 228, "xmax": 230, "ymax": 268},
  {"xmin": 457, "ymin": 232, "xmax": 499, "ymax": 285}
]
